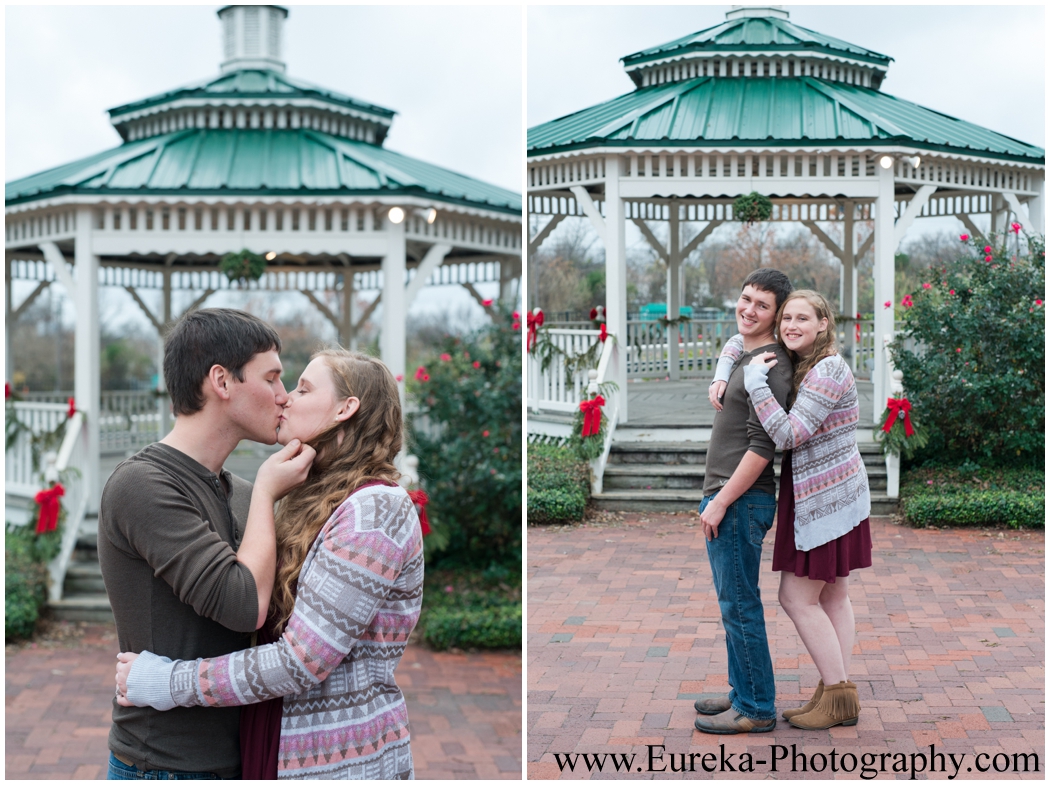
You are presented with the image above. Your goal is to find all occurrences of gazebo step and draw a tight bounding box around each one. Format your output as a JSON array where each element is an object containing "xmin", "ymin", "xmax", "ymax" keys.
[
  {"xmin": 592, "ymin": 490, "xmax": 899, "ymax": 516},
  {"xmin": 603, "ymin": 463, "xmax": 887, "ymax": 491},
  {"xmin": 49, "ymin": 594, "xmax": 114, "ymax": 624}
]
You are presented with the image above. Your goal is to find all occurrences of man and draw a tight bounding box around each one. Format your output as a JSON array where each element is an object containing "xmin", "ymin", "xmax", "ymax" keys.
[
  {"xmin": 98, "ymin": 308, "xmax": 314, "ymax": 778},
  {"xmin": 693, "ymin": 269, "xmax": 793, "ymax": 735}
]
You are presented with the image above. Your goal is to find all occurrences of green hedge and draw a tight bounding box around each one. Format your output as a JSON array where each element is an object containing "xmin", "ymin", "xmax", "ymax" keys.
[
  {"xmin": 416, "ymin": 570, "xmax": 521, "ymax": 651},
  {"xmin": 419, "ymin": 604, "xmax": 522, "ymax": 650},
  {"xmin": 900, "ymin": 466, "xmax": 1044, "ymax": 529},
  {"xmin": 528, "ymin": 443, "xmax": 589, "ymax": 524},
  {"xmin": 5, "ymin": 527, "xmax": 53, "ymax": 641}
]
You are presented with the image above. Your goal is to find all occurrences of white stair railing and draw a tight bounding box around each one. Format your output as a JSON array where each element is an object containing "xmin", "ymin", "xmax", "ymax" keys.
[
  {"xmin": 5, "ymin": 403, "xmax": 89, "ymax": 601},
  {"xmin": 586, "ymin": 336, "xmax": 620, "ymax": 495},
  {"xmin": 527, "ymin": 328, "xmax": 601, "ymax": 413}
]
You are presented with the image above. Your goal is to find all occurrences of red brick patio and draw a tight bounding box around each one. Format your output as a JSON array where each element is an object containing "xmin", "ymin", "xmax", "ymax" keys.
[
  {"xmin": 5, "ymin": 623, "xmax": 521, "ymax": 779},
  {"xmin": 527, "ymin": 514, "xmax": 1043, "ymax": 779}
]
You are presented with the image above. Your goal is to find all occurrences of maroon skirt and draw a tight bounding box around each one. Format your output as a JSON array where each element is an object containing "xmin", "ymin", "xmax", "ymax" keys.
[{"xmin": 771, "ymin": 451, "xmax": 872, "ymax": 583}]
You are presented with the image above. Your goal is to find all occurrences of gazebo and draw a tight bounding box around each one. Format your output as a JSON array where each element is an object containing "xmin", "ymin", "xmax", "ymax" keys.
[
  {"xmin": 527, "ymin": 5, "xmax": 1044, "ymax": 429},
  {"xmin": 5, "ymin": 5, "xmax": 520, "ymax": 600}
]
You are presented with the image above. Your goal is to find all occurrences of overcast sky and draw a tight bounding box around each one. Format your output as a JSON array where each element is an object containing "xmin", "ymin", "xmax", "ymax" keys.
[
  {"xmin": 528, "ymin": 5, "xmax": 1044, "ymax": 150},
  {"xmin": 5, "ymin": 4, "xmax": 522, "ymax": 335}
]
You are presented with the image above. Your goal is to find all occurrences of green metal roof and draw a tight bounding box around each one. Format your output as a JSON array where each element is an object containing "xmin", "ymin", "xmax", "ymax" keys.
[
  {"xmin": 527, "ymin": 77, "xmax": 1044, "ymax": 165},
  {"xmin": 622, "ymin": 15, "xmax": 892, "ymax": 71},
  {"xmin": 6, "ymin": 129, "xmax": 520, "ymax": 215},
  {"xmin": 108, "ymin": 69, "xmax": 396, "ymax": 136}
]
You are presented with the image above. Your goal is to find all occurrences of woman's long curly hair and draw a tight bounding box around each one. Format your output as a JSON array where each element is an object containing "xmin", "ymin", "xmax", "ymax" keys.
[
  {"xmin": 776, "ymin": 290, "xmax": 837, "ymax": 399},
  {"xmin": 270, "ymin": 348, "xmax": 402, "ymax": 632}
]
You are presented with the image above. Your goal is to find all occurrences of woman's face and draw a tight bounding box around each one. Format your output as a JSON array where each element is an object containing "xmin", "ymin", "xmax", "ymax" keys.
[
  {"xmin": 277, "ymin": 358, "xmax": 352, "ymax": 445},
  {"xmin": 778, "ymin": 298, "xmax": 828, "ymax": 357}
]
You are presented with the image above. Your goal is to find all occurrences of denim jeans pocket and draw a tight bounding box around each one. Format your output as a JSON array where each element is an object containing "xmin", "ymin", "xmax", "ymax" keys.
[{"xmin": 747, "ymin": 502, "xmax": 776, "ymax": 546}]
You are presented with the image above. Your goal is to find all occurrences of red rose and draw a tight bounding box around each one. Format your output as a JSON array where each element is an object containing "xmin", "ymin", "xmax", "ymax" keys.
[
  {"xmin": 983, "ymin": 245, "xmax": 992, "ymax": 254},
  {"xmin": 984, "ymin": 255, "xmax": 993, "ymax": 263},
  {"xmin": 440, "ymin": 353, "xmax": 452, "ymax": 362},
  {"xmin": 415, "ymin": 366, "xmax": 428, "ymax": 381},
  {"xmin": 473, "ymin": 361, "xmax": 481, "ymax": 369},
  {"xmin": 960, "ymin": 234, "xmax": 969, "ymax": 242},
  {"xmin": 482, "ymin": 298, "xmax": 493, "ymax": 307}
]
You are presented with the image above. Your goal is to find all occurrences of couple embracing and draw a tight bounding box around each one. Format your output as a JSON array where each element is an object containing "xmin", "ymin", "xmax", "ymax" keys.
[
  {"xmin": 99, "ymin": 308, "xmax": 423, "ymax": 779},
  {"xmin": 693, "ymin": 270, "xmax": 873, "ymax": 735}
]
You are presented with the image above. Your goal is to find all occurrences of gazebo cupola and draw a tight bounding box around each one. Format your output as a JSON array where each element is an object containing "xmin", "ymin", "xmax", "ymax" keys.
[
  {"xmin": 108, "ymin": 6, "xmax": 394, "ymax": 146},
  {"xmin": 622, "ymin": 6, "xmax": 891, "ymax": 90}
]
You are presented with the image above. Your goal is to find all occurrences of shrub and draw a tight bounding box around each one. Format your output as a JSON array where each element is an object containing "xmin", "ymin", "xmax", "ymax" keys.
[
  {"xmin": 528, "ymin": 443, "xmax": 588, "ymax": 524},
  {"xmin": 900, "ymin": 466, "xmax": 1044, "ymax": 529},
  {"xmin": 5, "ymin": 526, "xmax": 53, "ymax": 641},
  {"xmin": 416, "ymin": 570, "xmax": 521, "ymax": 651},
  {"xmin": 407, "ymin": 304, "xmax": 521, "ymax": 571},
  {"xmin": 888, "ymin": 232, "xmax": 1044, "ymax": 467}
]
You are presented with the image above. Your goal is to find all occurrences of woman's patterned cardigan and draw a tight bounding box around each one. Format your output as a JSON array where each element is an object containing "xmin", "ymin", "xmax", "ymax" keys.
[
  {"xmin": 717, "ymin": 335, "xmax": 871, "ymax": 551},
  {"xmin": 128, "ymin": 482, "xmax": 424, "ymax": 779}
]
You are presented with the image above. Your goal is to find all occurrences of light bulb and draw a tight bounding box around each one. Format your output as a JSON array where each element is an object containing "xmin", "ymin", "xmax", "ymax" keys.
[
  {"xmin": 265, "ymin": 252, "xmax": 276, "ymax": 261},
  {"xmin": 426, "ymin": 208, "xmax": 437, "ymax": 224},
  {"xmin": 878, "ymin": 155, "xmax": 894, "ymax": 170},
  {"xmin": 388, "ymin": 207, "xmax": 405, "ymax": 224},
  {"xmin": 907, "ymin": 155, "xmax": 921, "ymax": 169}
]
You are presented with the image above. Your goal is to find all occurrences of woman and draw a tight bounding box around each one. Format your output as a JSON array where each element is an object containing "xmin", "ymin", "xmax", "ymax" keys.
[
  {"xmin": 116, "ymin": 348, "xmax": 424, "ymax": 779},
  {"xmin": 742, "ymin": 290, "xmax": 872, "ymax": 730}
]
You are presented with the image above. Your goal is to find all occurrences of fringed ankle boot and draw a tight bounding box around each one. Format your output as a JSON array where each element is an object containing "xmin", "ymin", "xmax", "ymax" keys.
[
  {"xmin": 788, "ymin": 680, "xmax": 859, "ymax": 729},
  {"xmin": 782, "ymin": 679, "xmax": 823, "ymax": 720}
]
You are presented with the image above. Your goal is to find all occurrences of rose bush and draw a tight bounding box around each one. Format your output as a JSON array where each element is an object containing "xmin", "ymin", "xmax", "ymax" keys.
[{"xmin": 888, "ymin": 232, "xmax": 1044, "ymax": 467}]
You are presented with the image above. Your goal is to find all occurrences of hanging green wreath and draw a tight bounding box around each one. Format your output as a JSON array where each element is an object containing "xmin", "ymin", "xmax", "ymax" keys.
[
  {"xmin": 567, "ymin": 381, "xmax": 620, "ymax": 461},
  {"xmin": 875, "ymin": 397, "xmax": 929, "ymax": 460},
  {"xmin": 733, "ymin": 191, "xmax": 773, "ymax": 225},
  {"xmin": 220, "ymin": 249, "xmax": 267, "ymax": 284}
]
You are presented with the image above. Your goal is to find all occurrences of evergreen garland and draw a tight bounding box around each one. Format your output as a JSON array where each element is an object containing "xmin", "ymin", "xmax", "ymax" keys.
[
  {"xmin": 733, "ymin": 191, "xmax": 773, "ymax": 225},
  {"xmin": 219, "ymin": 249, "xmax": 267, "ymax": 284}
]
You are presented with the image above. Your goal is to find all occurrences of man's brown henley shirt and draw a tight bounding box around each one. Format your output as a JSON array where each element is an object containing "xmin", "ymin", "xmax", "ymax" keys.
[
  {"xmin": 98, "ymin": 442, "xmax": 259, "ymax": 778},
  {"xmin": 703, "ymin": 341, "xmax": 793, "ymax": 497}
]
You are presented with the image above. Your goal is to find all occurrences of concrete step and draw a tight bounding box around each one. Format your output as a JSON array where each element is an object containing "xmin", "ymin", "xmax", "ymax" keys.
[
  {"xmin": 602, "ymin": 463, "xmax": 888, "ymax": 491},
  {"xmin": 592, "ymin": 489, "xmax": 898, "ymax": 516},
  {"xmin": 608, "ymin": 442, "xmax": 887, "ymax": 463},
  {"xmin": 64, "ymin": 562, "xmax": 107, "ymax": 594},
  {"xmin": 49, "ymin": 594, "xmax": 114, "ymax": 624}
]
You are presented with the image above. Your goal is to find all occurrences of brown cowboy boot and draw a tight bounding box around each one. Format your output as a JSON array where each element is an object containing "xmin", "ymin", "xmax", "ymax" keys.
[
  {"xmin": 782, "ymin": 679, "xmax": 823, "ymax": 720},
  {"xmin": 788, "ymin": 680, "xmax": 859, "ymax": 729}
]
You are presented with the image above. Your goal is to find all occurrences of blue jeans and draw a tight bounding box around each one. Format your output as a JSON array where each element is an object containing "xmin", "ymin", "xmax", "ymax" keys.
[
  {"xmin": 107, "ymin": 752, "xmax": 222, "ymax": 780},
  {"xmin": 701, "ymin": 490, "xmax": 777, "ymax": 721}
]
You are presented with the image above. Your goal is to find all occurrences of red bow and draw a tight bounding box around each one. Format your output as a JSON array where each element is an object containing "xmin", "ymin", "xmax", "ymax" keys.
[
  {"xmin": 67, "ymin": 397, "xmax": 76, "ymax": 418},
  {"xmin": 34, "ymin": 483, "xmax": 65, "ymax": 534},
  {"xmin": 599, "ymin": 323, "xmax": 608, "ymax": 343},
  {"xmin": 579, "ymin": 395, "xmax": 605, "ymax": 437},
  {"xmin": 408, "ymin": 489, "xmax": 431, "ymax": 536},
  {"xmin": 882, "ymin": 397, "xmax": 914, "ymax": 437},
  {"xmin": 526, "ymin": 310, "xmax": 544, "ymax": 352},
  {"xmin": 855, "ymin": 313, "xmax": 861, "ymax": 344}
]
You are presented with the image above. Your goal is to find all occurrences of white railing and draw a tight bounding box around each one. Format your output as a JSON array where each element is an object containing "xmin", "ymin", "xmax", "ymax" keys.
[
  {"xmin": 20, "ymin": 390, "xmax": 169, "ymax": 453},
  {"xmin": 587, "ymin": 337, "xmax": 620, "ymax": 495},
  {"xmin": 5, "ymin": 403, "xmax": 90, "ymax": 602},
  {"xmin": 527, "ymin": 328, "xmax": 602, "ymax": 413},
  {"xmin": 547, "ymin": 318, "xmax": 877, "ymax": 380}
]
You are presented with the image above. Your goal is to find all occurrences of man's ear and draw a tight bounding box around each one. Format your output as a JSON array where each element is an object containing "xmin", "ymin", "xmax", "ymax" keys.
[
  {"xmin": 335, "ymin": 397, "xmax": 360, "ymax": 422},
  {"xmin": 206, "ymin": 365, "xmax": 233, "ymax": 402}
]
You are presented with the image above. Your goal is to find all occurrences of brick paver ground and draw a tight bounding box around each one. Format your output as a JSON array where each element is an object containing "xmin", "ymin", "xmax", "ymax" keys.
[
  {"xmin": 6, "ymin": 623, "xmax": 521, "ymax": 779},
  {"xmin": 528, "ymin": 514, "xmax": 1044, "ymax": 780}
]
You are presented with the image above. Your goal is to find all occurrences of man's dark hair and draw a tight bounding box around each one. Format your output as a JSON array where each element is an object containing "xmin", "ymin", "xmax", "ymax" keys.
[
  {"xmin": 742, "ymin": 269, "xmax": 794, "ymax": 311},
  {"xmin": 163, "ymin": 308, "xmax": 282, "ymax": 416}
]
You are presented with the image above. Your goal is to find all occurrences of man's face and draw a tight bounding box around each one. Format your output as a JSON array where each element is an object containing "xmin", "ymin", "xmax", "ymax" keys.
[
  {"xmin": 735, "ymin": 284, "xmax": 779, "ymax": 342},
  {"xmin": 226, "ymin": 350, "xmax": 287, "ymax": 444}
]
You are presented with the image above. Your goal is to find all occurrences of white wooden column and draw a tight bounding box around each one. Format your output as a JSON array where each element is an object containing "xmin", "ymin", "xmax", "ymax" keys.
[
  {"xmin": 666, "ymin": 201, "xmax": 681, "ymax": 381},
  {"xmin": 74, "ymin": 206, "xmax": 101, "ymax": 512},
  {"xmin": 842, "ymin": 200, "xmax": 857, "ymax": 365},
  {"xmin": 1030, "ymin": 172, "xmax": 1045, "ymax": 234},
  {"xmin": 873, "ymin": 163, "xmax": 896, "ymax": 421},
  {"xmin": 4, "ymin": 255, "xmax": 12, "ymax": 382},
  {"xmin": 604, "ymin": 155, "xmax": 628, "ymax": 422},
  {"xmin": 381, "ymin": 217, "xmax": 407, "ymax": 402}
]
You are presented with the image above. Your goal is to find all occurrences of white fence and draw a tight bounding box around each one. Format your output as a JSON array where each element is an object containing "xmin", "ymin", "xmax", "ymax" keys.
[
  {"xmin": 21, "ymin": 390, "xmax": 169, "ymax": 454},
  {"xmin": 526, "ymin": 328, "xmax": 603, "ymax": 413},
  {"xmin": 544, "ymin": 318, "xmax": 877, "ymax": 380}
]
